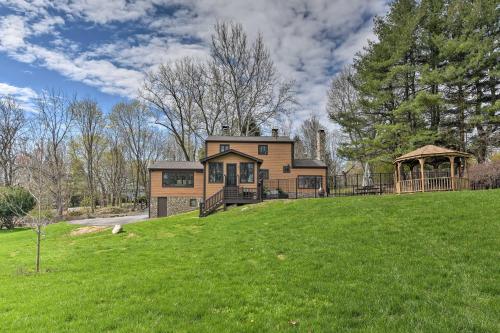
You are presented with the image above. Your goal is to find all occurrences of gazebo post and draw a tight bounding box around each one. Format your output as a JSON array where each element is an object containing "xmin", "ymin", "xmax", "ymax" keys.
[
  {"xmin": 396, "ymin": 162, "xmax": 402, "ymax": 194},
  {"xmin": 449, "ymin": 156, "xmax": 455, "ymax": 190},
  {"xmin": 465, "ymin": 157, "xmax": 469, "ymax": 189},
  {"xmin": 419, "ymin": 158, "xmax": 425, "ymax": 192}
]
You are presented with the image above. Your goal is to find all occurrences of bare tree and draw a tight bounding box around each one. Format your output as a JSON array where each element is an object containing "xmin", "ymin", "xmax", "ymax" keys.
[
  {"xmin": 299, "ymin": 114, "xmax": 323, "ymax": 159},
  {"xmin": 211, "ymin": 21, "xmax": 296, "ymax": 135},
  {"xmin": 101, "ymin": 129, "xmax": 127, "ymax": 207},
  {"xmin": 141, "ymin": 59, "xmax": 199, "ymax": 161},
  {"xmin": 327, "ymin": 65, "xmax": 370, "ymax": 165},
  {"xmin": 0, "ymin": 96, "xmax": 26, "ymax": 186},
  {"xmin": 71, "ymin": 99, "xmax": 104, "ymax": 213},
  {"xmin": 34, "ymin": 89, "xmax": 74, "ymax": 217},
  {"xmin": 188, "ymin": 60, "xmax": 229, "ymax": 138},
  {"xmin": 110, "ymin": 100, "xmax": 158, "ymax": 209}
]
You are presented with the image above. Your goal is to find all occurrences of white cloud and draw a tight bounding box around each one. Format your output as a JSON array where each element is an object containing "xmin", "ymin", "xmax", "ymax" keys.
[
  {"xmin": 0, "ymin": 15, "xmax": 29, "ymax": 50},
  {"xmin": 0, "ymin": 82, "xmax": 38, "ymax": 111},
  {"xmin": 0, "ymin": 0, "xmax": 389, "ymax": 128}
]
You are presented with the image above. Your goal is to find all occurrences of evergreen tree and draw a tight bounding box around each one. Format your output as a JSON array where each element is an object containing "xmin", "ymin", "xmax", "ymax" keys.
[{"xmin": 329, "ymin": 0, "xmax": 499, "ymax": 164}]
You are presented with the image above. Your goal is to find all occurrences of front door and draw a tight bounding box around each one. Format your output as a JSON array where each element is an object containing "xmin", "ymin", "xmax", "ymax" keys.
[{"xmin": 226, "ymin": 164, "xmax": 237, "ymax": 186}]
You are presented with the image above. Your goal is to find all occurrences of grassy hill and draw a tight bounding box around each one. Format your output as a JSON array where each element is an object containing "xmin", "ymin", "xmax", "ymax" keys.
[{"xmin": 1, "ymin": 190, "xmax": 499, "ymax": 332}]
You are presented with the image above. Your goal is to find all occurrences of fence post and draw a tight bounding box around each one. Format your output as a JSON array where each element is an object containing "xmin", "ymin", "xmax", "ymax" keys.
[{"xmin": 379, "ymin": 173, "xmax": 383, "ymax": 195}]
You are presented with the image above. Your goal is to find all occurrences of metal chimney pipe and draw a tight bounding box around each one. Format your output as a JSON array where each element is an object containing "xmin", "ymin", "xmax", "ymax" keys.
[
  {"xmin": 222, "ymin": 125, "xmax": 229, "ymax": 136},
  {"xmin": 271, "ymin": 128, "xmax": 278, "ymax": 138}
]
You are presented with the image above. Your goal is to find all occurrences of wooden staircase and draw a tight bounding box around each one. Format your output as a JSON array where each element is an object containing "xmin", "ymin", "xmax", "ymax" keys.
[{"xmin": 199, "ymin": 188, "xmax": 225, "ymax": 217}]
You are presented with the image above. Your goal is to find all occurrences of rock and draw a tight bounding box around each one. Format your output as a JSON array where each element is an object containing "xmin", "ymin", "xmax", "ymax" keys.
[{"xmin": 112, "ymin": 225, "xmax": 122, "ymax": 234}]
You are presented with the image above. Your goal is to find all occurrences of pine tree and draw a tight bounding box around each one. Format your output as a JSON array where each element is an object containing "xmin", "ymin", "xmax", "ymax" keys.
[{"xmin": 331, "ymin": 0, "xmax": 499, "ymax": 165}]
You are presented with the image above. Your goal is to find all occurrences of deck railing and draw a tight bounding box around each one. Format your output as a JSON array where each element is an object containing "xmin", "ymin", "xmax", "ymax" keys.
[
  {"xmin": 224, "ymin": 186, "xmax": 260, "ymax": 201},
  {"xmin": 199, "ymin": 188, "xmax": 224, "ymax": 217}
]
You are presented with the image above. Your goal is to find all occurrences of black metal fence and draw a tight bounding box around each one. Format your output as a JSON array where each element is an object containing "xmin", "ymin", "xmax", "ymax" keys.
[
  {"xmin": 261, "ymin": 174, "xmax": 499, "ymax": 200},
  {"xmin": 470, "ymin": 178, "xmax": 500, "ymax": 191},
  {"xmin": 331, "ymin": 173, "xmax": 500, "ymax": 197},
  {"xmin": 330, "ymin": 173, "xmax": 395, "ymax": 197},
  {"xmin": 262, "ymin": 178, "xmax": 326, "ymax": 199}
]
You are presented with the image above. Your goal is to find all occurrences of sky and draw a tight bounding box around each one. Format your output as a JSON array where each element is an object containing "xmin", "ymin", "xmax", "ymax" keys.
[{"xmin": 0, "ymin": 0, "xmax": 389, "ymax": 130}]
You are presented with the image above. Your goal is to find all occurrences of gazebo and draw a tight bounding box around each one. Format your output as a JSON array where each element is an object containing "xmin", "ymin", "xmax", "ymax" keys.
[{"xmin": 394, "ymin": 145, "xmax": 471, "ymax": 194}]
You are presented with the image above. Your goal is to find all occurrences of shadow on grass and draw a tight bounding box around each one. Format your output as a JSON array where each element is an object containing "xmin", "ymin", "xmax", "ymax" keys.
[{"xmin": 0, "ymin": 227, "xmax": 31, "ymax": 234}]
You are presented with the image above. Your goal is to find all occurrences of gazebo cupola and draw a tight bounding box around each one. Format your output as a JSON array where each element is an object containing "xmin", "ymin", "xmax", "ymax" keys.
[{"xmin": 394, "ymin": 145, "xmax": 471, "ymax": 194}]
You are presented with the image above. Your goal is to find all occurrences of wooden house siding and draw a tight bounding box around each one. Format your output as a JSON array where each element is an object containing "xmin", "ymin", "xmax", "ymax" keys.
[
  {"xmin": 207, "ymin": 141, "xmax": 293, "ymax": 180},
  {"xmin": 150, "ymin": 170, "xmax": 204, "ymax": 197},
  {"xmin": 206, "ymin": 141, "xmax": 327, "ymax": 190},
  {"xmin": 204, "ymin": 153, "xmax": 259, "ymax": 198}
]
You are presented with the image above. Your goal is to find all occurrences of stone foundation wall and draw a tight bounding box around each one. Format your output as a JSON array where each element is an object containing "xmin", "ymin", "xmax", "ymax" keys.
[
  {"xmin": 149, "ymin": 196, "xmax": 201, "ymax": 218},
  {"xmin": 149, "ymin": 196, "xmax": 158, "ymax": 218}
]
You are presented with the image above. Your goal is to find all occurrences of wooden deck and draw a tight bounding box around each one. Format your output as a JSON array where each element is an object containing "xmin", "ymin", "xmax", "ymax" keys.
[{"xmin": 200, "ymin": 185, "xmax": 262, "ymax": 217}]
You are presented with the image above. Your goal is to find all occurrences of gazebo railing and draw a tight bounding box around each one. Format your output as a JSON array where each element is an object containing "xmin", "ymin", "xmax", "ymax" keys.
[
  {"xmin": 400, "ymin": 179, "xmax": 422, "ymax": 193},
  {"xmin": 398, "ymin": 176, "xmax": 469, "ymax": 193}
]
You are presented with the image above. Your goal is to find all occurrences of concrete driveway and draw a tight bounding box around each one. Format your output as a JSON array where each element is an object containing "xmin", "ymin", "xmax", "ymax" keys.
[{"xmin": 69, "ymin": 214, "xmax": 148, "ymax": 226}]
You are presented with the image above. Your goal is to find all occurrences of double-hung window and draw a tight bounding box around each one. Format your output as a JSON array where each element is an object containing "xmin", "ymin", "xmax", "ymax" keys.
[
  {"xmin": 258, "ymin": 145, "xmax": 268, "ymax": 155},
  {"xmin": 220, "ymin": 144, "xmax": 230, "ymax": 152},
  {"xmin": 208, "ymin": 162, "xmax": 224, "ymax": 183},
  {"xmin": 240, "ymin": 163, "xmax": 255, "ymax": 183}
]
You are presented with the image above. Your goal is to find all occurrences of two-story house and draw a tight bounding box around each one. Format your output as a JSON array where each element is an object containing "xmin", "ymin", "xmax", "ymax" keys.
[{"xmin": 149, "ymin": 129, "xmax": 327, "ymax": 218}]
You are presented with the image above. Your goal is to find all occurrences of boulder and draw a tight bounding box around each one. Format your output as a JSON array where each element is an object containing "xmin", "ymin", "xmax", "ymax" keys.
[{"xmin": 112, "ymin": 224, "xmax": 122, "ymax": 234}]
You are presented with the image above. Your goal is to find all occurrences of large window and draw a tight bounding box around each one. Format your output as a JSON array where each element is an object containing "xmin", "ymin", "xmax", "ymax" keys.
[
  {"xmin": 298, "ymin": 176, "xmax": 322, "ymax": 189},
  {"xmin": 162, "ymin": 171, "xmax": 194, "ymax": 187},
  {"xmin": 209, "ymin": 162, "xmax": 223, "ymax": 183},
  {"xmin": 258, "ymin": 145, "xmax": 268, "ymax": 155},
  {"xmin": 220, "ymin": 144, "xmax": 230, "ymax": 152},
  {"xmin": 259, "ymin": 169, "xmax": 269, "ymax": 180},
  {"xmin": 240, "ymin": 162, "xmax": 255, "ymax": 183}
]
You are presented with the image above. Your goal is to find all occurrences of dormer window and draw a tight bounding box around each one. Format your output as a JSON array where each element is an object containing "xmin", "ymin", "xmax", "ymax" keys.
[{"xmin": 220, "ymin": 144, "xmax": 230, "ymax": 152}]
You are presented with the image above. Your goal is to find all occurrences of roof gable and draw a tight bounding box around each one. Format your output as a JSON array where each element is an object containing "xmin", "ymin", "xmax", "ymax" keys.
[{"xmin": 200, "ymin": 149, "xmax": 263, "ymax": 163}]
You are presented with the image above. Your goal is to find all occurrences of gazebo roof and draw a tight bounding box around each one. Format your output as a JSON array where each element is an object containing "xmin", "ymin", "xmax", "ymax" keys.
[{"xmin": 395, "ymin": 145, "xmax": 470, "ymax": 163}]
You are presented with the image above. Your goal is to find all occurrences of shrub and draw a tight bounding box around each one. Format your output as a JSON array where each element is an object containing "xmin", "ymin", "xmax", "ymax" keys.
[
  {"xmin": 469, "ymin": 160, "xmax": 500, "ymax": 188},
  {"xmin": 98, "ymin": 206, "xmax": 128, "ymax": 215},
  {"xmin": 0, "ymin": 187, "xmax": 37, "ymax": 229}
]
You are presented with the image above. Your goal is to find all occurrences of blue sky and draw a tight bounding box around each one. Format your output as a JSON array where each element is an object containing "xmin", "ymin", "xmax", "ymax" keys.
[{"xmin": 0, "ymin": 0, "xmax": 388, "ymax": 126}]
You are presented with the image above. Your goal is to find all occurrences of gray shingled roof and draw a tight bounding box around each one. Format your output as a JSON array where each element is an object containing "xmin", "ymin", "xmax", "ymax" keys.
[
  {"xmin": 206, "ymin": 135, "xmax": 293, "ymax": 143},
  {"xmin": 293, "ymin": 159, "xmax": 327, "ymax": 168},
  {"xmin": 149, "ymin": 161, "xmax": 203, "ymax": 170}
]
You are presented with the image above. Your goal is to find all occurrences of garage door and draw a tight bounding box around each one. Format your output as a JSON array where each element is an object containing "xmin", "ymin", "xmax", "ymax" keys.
[{"xmin": 157, "ymin": 197, "xmax": 168, "ymax": 217}]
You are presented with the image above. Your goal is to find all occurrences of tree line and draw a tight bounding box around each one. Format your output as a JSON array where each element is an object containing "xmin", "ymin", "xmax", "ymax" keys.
[
  {"xmin": 0, "ymin": 92, "xmax": 171, "ymax": 216},
  {"xmin": 327, "ymin": 0, "xmax": 499, "ymax": 168}
]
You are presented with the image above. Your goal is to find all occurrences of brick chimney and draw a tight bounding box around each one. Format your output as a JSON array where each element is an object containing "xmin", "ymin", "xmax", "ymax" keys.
[
  {"xmin": 271, "ymin": 128, "xmax": 278, "ymax": 138},
  {"xmin": 316, "ymin": 129, "xmax": 325, "ymax": 160}
]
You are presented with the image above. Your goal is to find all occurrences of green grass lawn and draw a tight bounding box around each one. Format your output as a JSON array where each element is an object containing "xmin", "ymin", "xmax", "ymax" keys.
[{"xmin": 1, "ymin": 190, "xmax": 499, "ymax": 332}]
